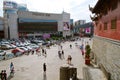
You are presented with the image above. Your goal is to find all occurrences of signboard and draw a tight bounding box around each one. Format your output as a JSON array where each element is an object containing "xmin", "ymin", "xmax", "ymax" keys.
[
  {"xmin": 63, "ymin": 22, "xmax": 70, "ymax": 31},
  {"xmin": 32, "ymin": 13, "xmax": 50, "ymax": 17},
  {"xmin": 85, "ymin": 27, "xmax": 91, "ymax": 34},
  {"xmin": 3, "ymin": 1, "xmax": 18, "ymax": 9},
  {"xmin": 43, "ymin": 34, "xmax": 50, "ymax": 39}
]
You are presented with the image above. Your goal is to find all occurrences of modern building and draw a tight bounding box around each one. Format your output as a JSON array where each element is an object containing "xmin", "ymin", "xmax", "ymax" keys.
[
  {"xmin": 90, "ymin": 0, "xmax": 120, "ymax": 80},
  {"xmin": 3, "ymin": 0, "xmax": 71, "ymax": 39},
  {"xmin": 74, "ymin": 20, "xmax": 86, "ymax": 27},
  {"xmin": 73, "ymin": 22, "xmax": 94, "ymax": 37},
  {"xmin": 0, "ymin": 17, "xmax": 4, "ymax": 38},
  {"xmin": 70, "ymin": 19, "xmax": 74, "ymax": 30}
]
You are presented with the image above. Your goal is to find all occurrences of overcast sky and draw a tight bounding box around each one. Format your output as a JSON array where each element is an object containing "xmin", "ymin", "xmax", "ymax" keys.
[{"xmin": 0, "ymin": 0, "xmax": 97, "ymax": 22}]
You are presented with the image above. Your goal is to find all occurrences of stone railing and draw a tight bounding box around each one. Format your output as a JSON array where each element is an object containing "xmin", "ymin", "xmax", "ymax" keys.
[{"xmin": 99, "ymin": 63, "xmax": 111, "ymax": 80}]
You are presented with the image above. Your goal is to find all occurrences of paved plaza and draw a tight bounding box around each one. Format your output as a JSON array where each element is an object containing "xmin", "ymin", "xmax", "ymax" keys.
[{"xmin": 0, "ymin": 38, "xmax": 92, "ymax": 80}]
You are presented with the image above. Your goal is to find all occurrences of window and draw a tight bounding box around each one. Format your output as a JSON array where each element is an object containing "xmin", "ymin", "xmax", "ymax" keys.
[
  {"xmin": 111, "ymin": 19, "xmax": 117, "ymax": 29},
  {"xmin": 7, "ymin": 14, "xmax": 9, "ymax": 19},
  {"xmin": 104, "ymin": 23, "xmax": 107, "ymax": 30}
]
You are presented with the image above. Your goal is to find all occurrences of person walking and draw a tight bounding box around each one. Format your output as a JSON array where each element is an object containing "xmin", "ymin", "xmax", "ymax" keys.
[
  {"xmin": 80, "ymin": 44, "xmax": 84, "ymax": 56},
  {"xmin": 61, "ymin": 50, "xmax": 64, "ymax": 59},
  {"xmin": 0, "ymin": 70, "xmax": 4, "ymax": 80},
  {"xmin": 44, "ymin": 50, "xmax": 47, "ymax": 58},
  {"xmin": 60, "ymin": 45, "xmax": 62, "ymax": 49},
  {"xmin": 42, "ymin": 49, "xmax": 45, "ymax": 56},
  {"xmin": 3, "ymin": 70, "xmax": 7, "ymax": 80},
  {"xmin": 58, "ymin": 51, "xmax": 61, "ymax": 59},
  {"xmin": 67, "ymin": 55, "xmax": 72, "ymax": 64},
  {"xmin": 3, "ymin": 52, "xmax": 6, "ymax": 60},
  {"xmin": 70, "ymin": 44, "xmax": 72, "ymax": 49},
  {"xmin": 32, "ymin": 50, "xmax": 34, "ymax": 55},
  {"xmin": 43, "ymin": 63, "xmax": 46, "ymax": 74},
  {"xmin": 10, "ymin": 62, "xmax": 14, "ymax": 73}
]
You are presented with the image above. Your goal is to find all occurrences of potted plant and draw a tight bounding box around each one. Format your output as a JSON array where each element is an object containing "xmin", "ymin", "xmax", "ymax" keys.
[{"xmin": 85, "ymin": 44, "xmax": 91, "ymax": 65}]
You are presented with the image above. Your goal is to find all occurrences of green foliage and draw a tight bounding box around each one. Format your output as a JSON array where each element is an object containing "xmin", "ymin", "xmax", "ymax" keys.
[{"xmin": 85, "ymin": 44, "xmax": 91, "ymax": 56}]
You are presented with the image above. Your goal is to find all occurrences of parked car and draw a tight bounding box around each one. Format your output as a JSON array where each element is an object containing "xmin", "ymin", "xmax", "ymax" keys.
[
  {"xmin": 19, "ymin": 47, "xmax": 29, "ymax": 53},
  {"xmin": 0, "ymin": 44, "xmax": 11, "ymax": 50},
  {"xmin": 42, "ymin": 42, "xmax": 48, "ymax": 45},
  {"xmin": 12, "ymin": 48, "xmax": 24, "ymax": 56},
  {"xmin": 1, "ymin": 41, "xmax": 9, "ymax": 44},
  {"xmin": 25, "ymin": 46, "xmax": 33, "ymax": 51},
  {"xmin": 0, "ymin": 50, "xmax": 6, "ymax": 60},
  {"xmin": 29, "ymin": 44, "xmax": 39, "ymax": 49},
  {"xmin": 6, "ymin": 52, "xmax": 15, "ymax": 60},
  {"xmin": 9, "ymin": 44, "xmax": 17, "ymax": 49},
  {"xmin": 15, "ymin": 52, "xmax": 23, "ymax": 57},
  {"xmin": 31, "ymin": 40, "xmax": 44, "ymax": 45}
]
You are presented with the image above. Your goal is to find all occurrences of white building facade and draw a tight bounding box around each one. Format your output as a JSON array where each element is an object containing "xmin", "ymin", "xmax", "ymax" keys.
[
  {"xmin": 3, "ymin": 1, "xmax": 71, "ymax": 39},
  {"xmin": 0, "ymin": 17, "xmax": 4, "ymax": 38}
]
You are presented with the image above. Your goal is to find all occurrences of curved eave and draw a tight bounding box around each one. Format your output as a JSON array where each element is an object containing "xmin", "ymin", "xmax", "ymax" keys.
[{"xmin": 92, "ymin": 0, "xmax": 103, "ymax": 13}]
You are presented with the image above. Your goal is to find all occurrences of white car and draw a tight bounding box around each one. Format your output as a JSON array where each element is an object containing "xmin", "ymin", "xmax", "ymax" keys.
[
  {"xmin": 9, "ymin": 44, "xmax": 17, "ymax": 49},
  {"xmin": 19, "ymin": 47, "xmax": 29, "ymax": 52},
  {"xmin": 6, "ymin": 52, "xmax": 15, "ymax": 60},
  {"xmin": 29, "ymin": 44, "xmax": 39, "ymax": 49},
  {"xmin": 25, "ymin": 46, "xmax": 33, "ymax": 50},
  {"xmin": 0, "ymin": 44, "xmax": 11, "ymax": 50},
  {"xmin": 0, "ymin": 50, "xmax": 6, "ymax": 60}
]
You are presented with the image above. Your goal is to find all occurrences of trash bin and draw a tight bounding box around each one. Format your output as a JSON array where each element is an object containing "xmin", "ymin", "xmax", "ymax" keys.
[
  {"xmin": 69, "ymin": 67, "xmax": 77, "ymax": 80},
  {"xmin": 60, "ymin": 67, "xmax": 69, "ymax": 80}
]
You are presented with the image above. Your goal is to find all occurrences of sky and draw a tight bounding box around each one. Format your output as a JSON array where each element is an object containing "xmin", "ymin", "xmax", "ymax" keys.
[{"xmin": 0, "ymin": 0, "xmax": 98, "ymax": 22}]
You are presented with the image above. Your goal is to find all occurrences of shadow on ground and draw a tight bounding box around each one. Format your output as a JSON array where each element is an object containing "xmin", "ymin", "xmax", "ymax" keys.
[{"xmin": 7, "ymin": 73, "xmax": 14, "ymax": 80}]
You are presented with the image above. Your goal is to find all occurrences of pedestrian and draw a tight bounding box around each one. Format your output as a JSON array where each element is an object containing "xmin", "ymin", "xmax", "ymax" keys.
[
  {"xmin": 37, "ymin": 50, "xmax": 41, "ymax": 56},
  {"xmin": 44, "ymin": 50, "xmax": 47, "ymax": 58},
  {"xmin": 67, "ymin": 55, "xmax": 72, "ymax": 64},
  {"xmin": 32, "ymin": 50, "xmax": 34, "ymax": 55},
  {"xmin": 36, "ymin": 48, "xmax": 38, "ymax": 54},
  {"xmin": 42, "ymin": 49, "xmax": 44, "ymax": 55},
  {"xmin": 0, "ymin": 70, "xmax": 4, "ymax": 80},
  {"xmin": 43, "ymin": 63, "xmax": 46, "ymax": 74},
  {"xmin": 58, "ymin": 51, "xmax": 61, "ymax": 59},
  {"xmin": 3, "ymin": 52, "xmax": 6, "ymax": 60},
  {"xmin": 3, "ymin": 70, "xmax": 7, "ymax": 80},
  {"xmin": 36, "ymin": 48, "xmax": 40, "ymax": 55},
  {"xmin": 27, "ymin": 50, "xmax": 30, "ymax": 55},
  {"xmin": 61, "ymin": 50, "xmax": 64, "ymax": 59},
  {"xmin": 80, "ymin": 44, "xmax": 84, "ymax": 56},
  {"xmin": 60, "ymin": 45, "xmax": 62, "ymax": 49},
  {"xmin": 70, "ymin": 44, "xmax": 72, "ymax": 49},
  {"xmin": 10, "ymin": 62, "xmax": 14, "ymax": 73}
]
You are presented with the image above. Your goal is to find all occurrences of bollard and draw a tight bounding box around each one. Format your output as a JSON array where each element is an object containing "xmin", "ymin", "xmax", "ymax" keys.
[
  {"xmin": 69, "ymin": 67, "xmax": 77, "ymax": 80},
  {"xmin": 60, "ymin": 67, "xmax": 69, "ymax": 80}
]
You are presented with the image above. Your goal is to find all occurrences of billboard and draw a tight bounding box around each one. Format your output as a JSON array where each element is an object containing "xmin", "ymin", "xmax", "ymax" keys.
[
  {"xmin": 43, "ymin": 34, "xmax": 50, "ymax": 39},
  {"xmin": 3, "ymin": 1, "xmax": 18, "ymax": 9},
  {"xmin": 85, "ymin": 27, "xmax": 91, "ymax": 34},
  {"xmin": 63, "ymin": 22, "xmax": 70, "ymax": 31}
]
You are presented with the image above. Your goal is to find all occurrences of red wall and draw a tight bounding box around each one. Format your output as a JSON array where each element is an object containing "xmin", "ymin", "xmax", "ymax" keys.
[{"xmin": 94, "ymin": 3, "xmax": 120, "ymax": 40}]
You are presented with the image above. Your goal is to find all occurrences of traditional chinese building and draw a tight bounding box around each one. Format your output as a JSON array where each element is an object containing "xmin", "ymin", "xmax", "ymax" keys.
[
  {"xmin": 90, "ymin": 0, "xmax": 120, "ymax": 80},
  {"xmin": 90, "ymin": 0, "xmax": 120, "ymax": 40}
]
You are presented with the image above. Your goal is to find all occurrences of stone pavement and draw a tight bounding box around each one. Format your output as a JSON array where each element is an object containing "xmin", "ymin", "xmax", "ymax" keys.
[{"xmin": 0, "ymin": 38, "xmax": 92, "ymax": 80}]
